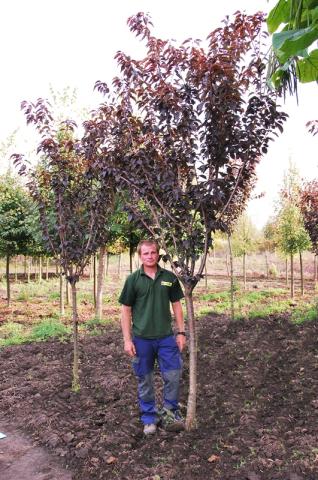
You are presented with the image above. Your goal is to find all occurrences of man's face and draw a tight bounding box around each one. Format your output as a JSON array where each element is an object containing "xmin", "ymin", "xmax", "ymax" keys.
[{"xmin": 139, "ymin": 243, "xmax": 159, "ymax": 268}]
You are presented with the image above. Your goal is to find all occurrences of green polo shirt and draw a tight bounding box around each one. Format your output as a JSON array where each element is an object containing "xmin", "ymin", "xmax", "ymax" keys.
[{"xmin": 119, "ymin": 265, "xmax": 184, "ymax": 339}]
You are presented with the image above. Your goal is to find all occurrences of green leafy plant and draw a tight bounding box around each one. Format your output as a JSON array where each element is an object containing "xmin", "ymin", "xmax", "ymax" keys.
[
  {"xmin": 30, "ymin": 318, "xmax": 70, "ymax": 341},
  {"xmin": 267, "ymin": 0, "xmax": 318, "ymax": 93}
]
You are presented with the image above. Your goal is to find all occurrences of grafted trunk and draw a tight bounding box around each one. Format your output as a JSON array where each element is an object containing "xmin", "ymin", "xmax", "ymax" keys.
[
  {"xmin": 59, "ymin": 268, "xmax": 65, "ymax": 316},
  {"xmin": 227, "ymin": 235, "xmax": 235, "ymax": 321},
  {"xmin": 285, "ymin": 258, "xmax": 288, "ymax": 286},
  {"xmin": 70, "ymin": 280, "xmax": 80, "ymax": 392},
  {"xmin": 93, "ymin": 255, "xmax": 97, "ymax": 308},
  {"xmin": 184, "ymin": 286, "xmax": 197, "ymax": 431},
  {"xmin": 65, "ymin": 271, "xmax": 70, "ymax": 306},
  {"xmin": 96, "ymin": 246, "xmax": 106, "ymax": 320}
]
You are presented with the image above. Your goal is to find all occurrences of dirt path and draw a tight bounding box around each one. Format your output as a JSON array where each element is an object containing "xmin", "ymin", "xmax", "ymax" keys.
[{"xmin": 0, "ymin": 421, "xmax": 73, "ymax": 480}]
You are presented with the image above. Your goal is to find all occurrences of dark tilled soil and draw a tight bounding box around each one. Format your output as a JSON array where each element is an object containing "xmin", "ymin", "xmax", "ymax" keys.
[{"xmin": 1, "ymin": 314, "xmax": 318, "ymax": 480}]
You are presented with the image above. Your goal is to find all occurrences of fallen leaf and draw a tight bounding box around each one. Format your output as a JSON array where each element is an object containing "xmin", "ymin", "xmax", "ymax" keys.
[
  {"xmin": 106, "ymin": 455, "xmax": 117, "ymax": 464},
  {"xmin": 208, "ymin": 454, "xmax": 220, "ymax": 463}
]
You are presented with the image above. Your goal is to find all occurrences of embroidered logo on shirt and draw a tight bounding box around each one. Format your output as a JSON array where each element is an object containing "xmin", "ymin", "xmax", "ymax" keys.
[{"xmin": 161, "ymin": 281, "xmax": 172, "ymax": 287}]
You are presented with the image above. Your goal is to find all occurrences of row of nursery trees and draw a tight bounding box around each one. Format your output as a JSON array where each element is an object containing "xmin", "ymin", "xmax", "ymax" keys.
[
  {"xmin": 0, "ymin": 172, "xmax": 144, "ymax": 309},
  {"xmin": 4, "ymin": 11, "xmax": 315, "ymax": 430},
  {"xmin": 224, "ymin": 163, "xmax": 318, "ymax": 297}
]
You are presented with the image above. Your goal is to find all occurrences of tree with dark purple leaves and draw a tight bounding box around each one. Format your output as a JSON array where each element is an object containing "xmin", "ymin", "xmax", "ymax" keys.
[
  {"xmin": 88, "ymin": 11, "xmax": 288, "ymax": 430},
  {"xmin": 13, "ymin": 99, "xmax": 116, "ymax": 391}
]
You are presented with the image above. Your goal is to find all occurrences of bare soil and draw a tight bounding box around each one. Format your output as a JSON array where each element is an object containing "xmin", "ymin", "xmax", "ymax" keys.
[{"xmin": 1, "ymin": 308, "xmax": 318, "ymax": 480}]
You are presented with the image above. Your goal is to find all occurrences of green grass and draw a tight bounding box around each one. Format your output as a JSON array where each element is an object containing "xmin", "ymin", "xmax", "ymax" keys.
[
  {"xmin": 30, "ymin": 318, "xmax": 71, "ymax": 341},
  {"xmin": 198, "ymin": 288, "xmax": 318, "ymax": 323},
  {"xmin": 16, "ymin": 279, "xmax": 60, "ymax": 301},
  {"xmin": 198, "ymin": 288, "xmax": 291, "ymax": 319},
  {"xmin": 291, "ymin": 300, "xmax": 318, "ymax": 325},
  {"xmin": 82, "ymin": 316, "xmax": 114, "ymax": 335},
  {"xmin": 0, "ymin": 322, "xmax": 28, "ymax": 347},
  {"xmin": 0, "ymin": 318, "xmax": 70, "ymax": 347}
]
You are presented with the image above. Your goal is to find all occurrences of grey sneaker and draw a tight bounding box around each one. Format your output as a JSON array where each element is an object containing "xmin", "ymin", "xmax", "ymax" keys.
[
  {"xmin": 143, "ymin": 423, "xmax": 157, "ymax": 435},
  {"xmin": 160, "ymin": 408, "xmax": 185, "ymax": 432}
]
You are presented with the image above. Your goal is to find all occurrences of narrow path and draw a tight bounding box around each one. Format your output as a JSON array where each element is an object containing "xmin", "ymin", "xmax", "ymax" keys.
[{"xmin": 0, "ymin": 422, "xmax": 73, "ymax": 480}]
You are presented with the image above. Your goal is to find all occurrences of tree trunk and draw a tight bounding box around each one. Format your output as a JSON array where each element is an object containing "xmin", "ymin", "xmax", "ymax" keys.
[
  {"xmin": 299, "ymin": 251, "xmax": 304, "ymax": 296},
  {"xmin": 38, "ymin": 256, "xmax": 42, "ymax": 283},
  {"xmin": 243, "ymin": 252, "xmax": 246, "ymax": 290},
  {"xmin": 184, "ymin": 286, "xmax": 197, "ymax": 431},
  {"xmin": 285, "ymin": 258, "xmax": 288, "ymax": 286},
  {"xmin": 6, "ymin": 254, "xmax": 10, "ymax": 307},
  {"xmin": 106, "ymin": 253, "xmax": 110, "ymax": 276},
  {"xmin": 46, "ymin": 257, "xmax": 49, "ymax": 281},
  {"xmin": 290, "ymin": 253, "xmax": 294, "ymax": 298},
  {"xmin": 59, "ymin": 269, "xmax": 65, "ymax": 316},
  {"xmin": 227, "ymin": 235, "xmax": 235, "ymax": 321},
  {"xmin": 265, "ymin": 252, "xmax": 269, "ymax": 278},
  {"xmin": 93, "ymin": 255, "xmax": 97, "ymax": 308},
  {"xmin": 225, "ymin": 253, "xmax": 230, "ymax": 277},
  {"xmin": 70, "ymin": 280, "xmax": 80, "ymax": 392},
  {"xmin": 65, "ymin": 273, "xmax": 70, "ymax": 305},
  {"xmin": 204, "ymin": 262, "xmax": 208, "ymax": 289},
  {"xmin": 96, "ymin": 246, "xmax": 106, "ymax": 320},
  {"xmin": 314, "ymin": 254, "xmax": 317, "ymax": 283},
  {"xmin": 117, "ymin": 253, "xmax": 121, "ymax": 277},
  {"xmin": 14, "ymin": 257, "xmax": 18, "ymax": 282},
  {"xmin": 129, "ymin": 242, "xmax": 134, "ymax": 273},
  {"xmin": 27, "ymin": 257, "xmax": 31, "ymax": 283},
  {"xmin": 89, "ymin": 256, "xmax": 93, "ymax": 281}
]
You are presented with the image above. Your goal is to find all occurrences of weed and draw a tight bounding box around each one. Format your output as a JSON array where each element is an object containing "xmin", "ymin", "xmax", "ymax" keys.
[
  {"xmin": 84, "ymin": 316, "xmax": 114, "ymax": 335},
  {"xmin": 0, "ymin": 322, "xmax": 29, "ymax": 347},
  {"xmin": 291, "ymin": 298, "xmax": 318, "ymax": 324},
  {"xmin": 30, "ymin": 318, "xmax": 70, "ymax": 341}
]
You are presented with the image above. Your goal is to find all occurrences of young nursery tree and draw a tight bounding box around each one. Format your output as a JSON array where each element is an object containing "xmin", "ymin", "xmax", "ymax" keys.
[
  {"xmin": 276, "ymin": 162, "xmax": 312, "ymax": 296},
  {"xmin": 300, "ymin": 179, "xmax": 318, "ymax": 281},
  {"xmin": 91, "ymin": 12, "xmax": 287, "ymax": 429},
  {"xmin": 0, "ymin": 174, "xmax": 39, "ymax": 305},
  {"xmin": 277, "ymin": 203, "xmax": 311, "ymax": 296},
  {"xmin": 13, "ymin": 99, "xmax": 115, "ymax": 391},
  {"xmin": 231, "ymin": 214, "xmax": 259, "ymax": 290}
]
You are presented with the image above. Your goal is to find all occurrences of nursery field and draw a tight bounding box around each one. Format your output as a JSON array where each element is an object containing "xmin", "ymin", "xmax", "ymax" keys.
[{"xmin": 0, "ymin": 255, "xmax": 318, "ymax": 480}]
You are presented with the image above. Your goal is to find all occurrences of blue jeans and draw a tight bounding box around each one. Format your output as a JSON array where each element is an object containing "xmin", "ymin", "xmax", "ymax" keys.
[{"xmin": 132, "ymin": 335, "xmax": 182, "ymax": 425}]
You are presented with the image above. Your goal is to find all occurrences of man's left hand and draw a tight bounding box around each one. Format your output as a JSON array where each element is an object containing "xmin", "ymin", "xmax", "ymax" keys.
[{"xmin": 176, "ymin": 334, "xmax": 186, "ymax": 352}]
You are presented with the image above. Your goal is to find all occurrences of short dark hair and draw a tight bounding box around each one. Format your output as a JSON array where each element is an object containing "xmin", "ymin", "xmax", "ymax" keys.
[{"xmin": 137, "ymin": 239, "xmax": 160, "ymax": 255}]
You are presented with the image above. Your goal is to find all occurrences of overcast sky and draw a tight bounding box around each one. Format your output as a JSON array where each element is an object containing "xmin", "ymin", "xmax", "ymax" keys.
[{"xmin": 1, "ymin": 0, "xmax": 317, "ymax": 228}]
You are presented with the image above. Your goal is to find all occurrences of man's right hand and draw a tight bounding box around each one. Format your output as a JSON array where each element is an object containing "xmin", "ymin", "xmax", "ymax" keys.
[{"xmin": 124, "ymin": 340, "xmax": 136, "ymax": 357}]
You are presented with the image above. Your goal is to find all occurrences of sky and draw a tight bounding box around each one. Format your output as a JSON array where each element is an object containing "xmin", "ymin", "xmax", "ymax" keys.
[{"xmin": 1, "ymin": 0, "xmax": 317, "ymax": 229}]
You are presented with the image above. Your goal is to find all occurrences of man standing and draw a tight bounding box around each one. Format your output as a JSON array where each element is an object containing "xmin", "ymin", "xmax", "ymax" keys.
[{"xmin": 119, "ymin": 239, "xmax": 186, "ymax": 435}]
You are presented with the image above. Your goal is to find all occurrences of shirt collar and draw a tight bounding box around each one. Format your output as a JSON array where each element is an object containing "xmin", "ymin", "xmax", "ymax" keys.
[{"xmin": 140, "ymin": 264, "xmax": 162, "ymax": 277}]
